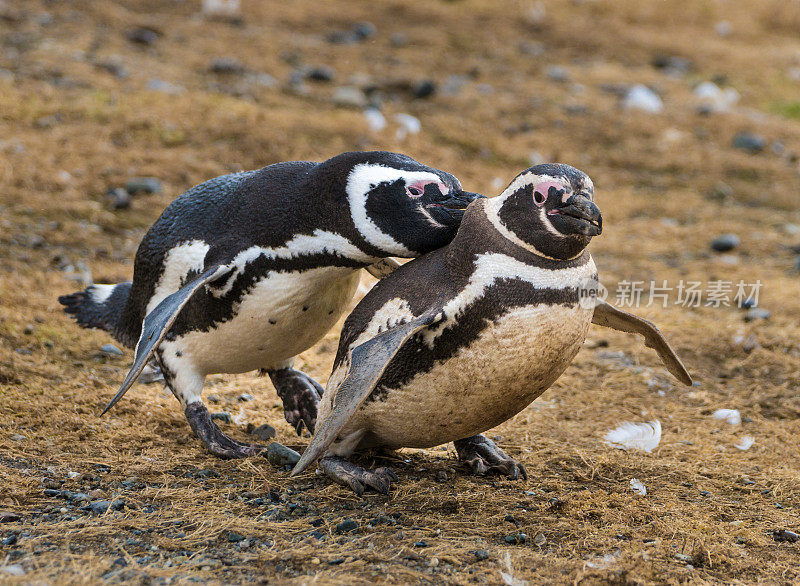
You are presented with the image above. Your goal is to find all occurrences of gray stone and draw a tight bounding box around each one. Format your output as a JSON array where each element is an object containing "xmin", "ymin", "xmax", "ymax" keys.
[
  {"xmin": 125, "ymin": 177, "xmax": 162, "ymax": 195},
  {"xmin": 125, "ymin": 27, "xmax": 160, "ymax": 45},
  {"xmin": 210, "ymin": 412, "xmax": 231, "ymax": 423},
  {"xmin": 352, "ymin": 22, "xmax": 377, "ymax": 40},
  {"xmin": 732, "ymin": 132, "xmax": 766, "ymax": 153},
  {"xmin": 331, "ymin": 86, "xmax": 367, "ymax": 108},
  {"xmin": 146, "ymin": 79, "xmax": 185, "ymax": 95},
  {"xmin": 306, "ymin": 66, "xmax": 335, "ymax": 82},
  {"xmin": 84, "ymin": 499, "xmax": 125, "ymax": 514},
  {"xmin": 265, "ymin": 443, "xmax": 301, "ymax": 467},
  {"xmin": 238, "ymin": 393, "xmax": 253, "ymax": 402},
  {"xmin": 412, "ymin": 80, "xmax": 436, "ymax": 99},
  {"xmin": 251, "ymin": 423, "xmax": 277, "ymax": 441},
  {"xmin": 334, "ymin": 519, "xmax": 358, "ymax": 534},
  {"xmin": 101, "ymin": 343, "xmax": 123, "ymax": 356},
  {"xmin": 710, "ymin": 234, "xmax": 740, "ymax": 252},
  {"xmin": 1, "ymin": 565, "xmax": 25, "ymax": 577},
  {"xmin": 474, "ymin": 549, "xmax": 490, "ymax": 560},
  {"xmin": 546, "ymin": 65, "xmax": 570, "ymax": 82},
  {"xmin": 504, "ymin": 533, "xmax": 527, "ymax": 544},
  {"xmin": 106, "ymin": 188, "xmax": 130, "ymax": 210},
  {"xmin": 209, "ymin": 57, "xmax": 245, "ymax": 75},
  {"xmin": 622, "ymin": 85, "xmax": 663, "ymax": 113}
]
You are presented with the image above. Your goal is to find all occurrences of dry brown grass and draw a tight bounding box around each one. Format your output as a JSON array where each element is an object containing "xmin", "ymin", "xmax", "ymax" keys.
[{"xmin": 1, "ymin": 0, "xmax": 800, "ymax": 583}]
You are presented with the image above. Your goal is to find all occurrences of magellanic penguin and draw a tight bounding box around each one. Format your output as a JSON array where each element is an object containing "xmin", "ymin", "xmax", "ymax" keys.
[
  {"xmin": 291, "ymin": 163, "xmax": 693, "ymax": 495},
  {"xmin": 58, "ymin": 151, "xmax": 483, "ymax": 458}
]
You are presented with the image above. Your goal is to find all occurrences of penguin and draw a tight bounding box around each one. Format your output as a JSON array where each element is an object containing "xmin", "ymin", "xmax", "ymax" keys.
[
  {"xmin": 291, "ymin": 163, "xmax": 693, "ymax": 495},
  {"xmin": 58, "ymin": 151, "xmax": 483, "ymax": 459}
]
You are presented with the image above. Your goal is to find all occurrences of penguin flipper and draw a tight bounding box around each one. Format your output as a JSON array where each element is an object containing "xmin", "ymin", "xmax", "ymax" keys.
[
  {"xmin": 591, "ymin": 299, "xmax": 693, "ymax": 386},
  {"xmin": 291, "ymin": 305, "xmax": 444, "ymax": 476},
  {"xmin": 100, "ymin": 264, "xmax": 231, "ymax": 415},
  {"xmin": 365, "ymin": 258, "xmax": 401, "ymax": 279}
]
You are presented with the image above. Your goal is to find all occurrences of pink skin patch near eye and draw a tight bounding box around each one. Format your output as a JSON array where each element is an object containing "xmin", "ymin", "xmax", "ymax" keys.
[
  {"xmin": 533, "ymin": 180, "xmax": 570, "ymax": 207},
  {"xmin": 406, "ymin": 180, "xmax": 449, "ymax": 198}
]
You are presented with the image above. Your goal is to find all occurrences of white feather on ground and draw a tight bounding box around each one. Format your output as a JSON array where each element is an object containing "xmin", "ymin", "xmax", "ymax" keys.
[
  {"xmin": 734, "ymin": 436, "xmax": 754, "ymax": 451},
  {"xmin": 712, "ymin": 408, "xmax": 742, "ymax": 425},
  {"xmin": 603, "ymin": 420, "xmax": 662, "ymax": 453},
  {"xmin": 629, "ymin": 478, "xmax": 647, "ymax": 496}
]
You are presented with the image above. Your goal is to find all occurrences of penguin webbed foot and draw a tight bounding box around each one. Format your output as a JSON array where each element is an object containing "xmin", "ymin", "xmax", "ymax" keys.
[
  {"xmin": 185, "ymin": 402, "xmax": 265, "ymax": 459},
  {"xmin": 454, "ymin": 435, "xmax": 528, "ymax": 481},
  {"xmin": 267, "ymin": 368, "xmax": 323, "ymax": 435},
  {"xmin": 317, "ymin": 456, "xmax": 398, "ymax": 496}
]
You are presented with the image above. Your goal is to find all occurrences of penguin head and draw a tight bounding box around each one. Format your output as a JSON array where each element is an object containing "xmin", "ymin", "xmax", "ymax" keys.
[
  {"xmin": 490, "ymin": 163, "xmax": 602, "ymax": 260},
  {"xmin": 340, "ymin": 152, "xmax": 484, "ymax": 257}
]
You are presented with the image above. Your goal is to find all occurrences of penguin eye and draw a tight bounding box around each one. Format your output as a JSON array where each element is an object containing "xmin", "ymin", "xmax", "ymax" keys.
[
  {"xmin": 533, "ymin": 189, "xmax": 548, "ymax": 206},
  {"xmin": 407, "ymin": 186, "xmax": 424, "ymax": 197}
]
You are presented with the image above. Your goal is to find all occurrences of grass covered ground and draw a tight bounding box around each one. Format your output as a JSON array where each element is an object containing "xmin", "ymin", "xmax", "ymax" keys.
[{"xmin": 1, "ymin": 0, "xmax": 799, "ymax": 583}]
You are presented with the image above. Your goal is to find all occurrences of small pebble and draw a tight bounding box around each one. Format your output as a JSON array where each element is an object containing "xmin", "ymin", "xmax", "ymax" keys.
[
  {"xmin": 10, "ymin": 434, "xmax": 25, "ymax": 442},
  {"xmin": 744, "ymin": 308, "xmax": 771, "ymax": 322},
  {"xmin": 352, "ymin": 22, "xmax": 377, "ymax": 40},
  {"xmin": 773, "ymin": 529, "xmax": 799, "ymax": 542},
  {"xmin": 2, "ymin": 534, "xmax": 18, "ymax": 546},
  {"xmin": 125, "ymin": 26, "xmax": 160, "ymax": 45},
  {"xmin": 265, "ymin": 443, "xmax": 301, "ymax": 467},
  {"xmin": 209, "ymin": 57, "xmax": 245, "ymax": 74},
  {"xmin": 210, "ymin": 412, "xmax": 231, "ymax": 423},
  {"xmin": 546, "ymin": 65, "xmax": 570, "ymax": 82},
  {"xmin": 100, "ymin": 343, "xmax": 123, "ymax": 356},
  {"xmin": 334, "ymin": 519, "xmax": 358, "ymax": 535},
  {"xmin": 435, "ymin": 470, "xmax": 448, "ymax": 483},
  {"xmin": 414, "ymin": 540, "xmax": 428, "ymax": 548},
  {"xmin": 0, "ymin": 512, "xmax": 21, "ymax": 523},
  {"xmin": 504, "ymin": 533, "xmax": 527, "ymax": 545},
  {"xmin": 412, "ymin": 80, "xmax": 436, "ymax": 99},
  {"xmin": 106, "ymin": 188, "xmax": 131, "ymax": 210},
  {"xmin": 125, "ymin": 177, "xmax": 162, "ymax": 195},
  {"xmin": 306, "ymin": 66, "xmax": 335, "ymax": 82},
  {"xmin": 623, "ymin": 84, "xmax": 663, "ymax": 113},
  {"xmin": 710, "ymin": 234, "xmax": 740, "ymax": 252},
  {"xmin": 207, "ymin": 394, "xmax": 220, "ymax": 404},
  {"xmin": 474, "ymin": 549, "xmax": 489, "ymax": 561},
  {"xmin": 732, "ymin": 132, "xmax": 766, "ymax": 153},
  {"xmin": 533, "ymin": 533, "xmax": 546, "ymax": 546},
  {"xmin": 1, "ymin": 565, "xmax": 25, "ymax": 577},
  {"xmin": 83, "ymin": 499, "xmax": 125, "ymax": 514},
  {"xmin": 226, "ymin": 531, "xmax": 245, "ymax": 543},
  {"xmin": 251, "ymin": 423, "xmax": 277, "ymax": 441},
  {"xmin": 238, "ymin": 393, "xmax": 253, "ymax": 402},
  {"xmin": 675, "ymin": 553, "xmax": 692, "ymax": 562},
  {"xmin": 331, "ymin": 86, "xmax": 367, "ymax": 108}
]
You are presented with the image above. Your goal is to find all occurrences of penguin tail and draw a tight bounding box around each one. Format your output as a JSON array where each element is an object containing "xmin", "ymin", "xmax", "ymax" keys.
[{"xmin": 59, "ymin": 282, "xmax": 133, "ymax": 345}]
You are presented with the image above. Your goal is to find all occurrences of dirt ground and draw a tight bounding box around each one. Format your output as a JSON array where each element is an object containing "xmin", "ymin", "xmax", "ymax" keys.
[{"xmin": 1, "ymin": 0, "xmax": 800, "ymax": 584}]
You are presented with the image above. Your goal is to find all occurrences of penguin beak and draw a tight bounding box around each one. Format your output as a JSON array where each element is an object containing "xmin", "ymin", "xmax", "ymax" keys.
[
  {"xmin": 426, "ymin": 190, "xmax": 485, "ymax": 213},
  {"xmin": 547, "ymin": 195, "xmax": 602, "ymax": 236}
]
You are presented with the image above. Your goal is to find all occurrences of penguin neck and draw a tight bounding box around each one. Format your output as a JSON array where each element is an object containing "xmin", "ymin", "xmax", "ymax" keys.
[{"xmin": 445, "ymin": 198, "xmax": 592, "ymax": 275}]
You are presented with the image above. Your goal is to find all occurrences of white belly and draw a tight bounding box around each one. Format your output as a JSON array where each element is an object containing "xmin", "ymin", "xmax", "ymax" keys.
[
  {"xmin": 349, "ymin": 302, "xmax": 593, "ymax": 449},
  {"xmin": 176, "ymin": 268, "xmax": 361, "ymax": 374}
]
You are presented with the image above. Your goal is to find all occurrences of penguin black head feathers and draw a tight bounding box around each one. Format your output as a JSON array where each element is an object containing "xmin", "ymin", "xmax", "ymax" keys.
[
  {"xmin": 321, "ymin": 151, "xmax": 483, "ymax": 257},
  {"xmin": 486, "ymin": 163, "xmax": 602, "ymax": 261}
]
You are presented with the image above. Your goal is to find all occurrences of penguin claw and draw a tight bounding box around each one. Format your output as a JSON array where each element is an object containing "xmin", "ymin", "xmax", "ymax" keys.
[
  {"xmin": 185, "ymin": 402, "xmax": 265, "ymax": 459},
  {"xmin": 268, "ymin": 368, "xmax": 323, "ymax": 434},
  {"xmin": 454, "ymin": 435, "xmax": 528, "ymax": 481},
  {"xmin": 317, "ymin": 456, "xmax": 397, "ymax": 496}
]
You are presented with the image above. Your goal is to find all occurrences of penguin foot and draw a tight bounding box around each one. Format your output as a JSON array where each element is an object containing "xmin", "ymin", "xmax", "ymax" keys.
[
  {"xmin": 267, "ymin": 368, "xmax": 323, "ymax": 435},
  {"xmin": 454, "ymin": 435, "xmax": 528, "ymax": 481},
  {"xmin": 317, "ymin": 456, "xmax": 398, "ymax": 496},
  {"xmin": 185, "ymin": 402, "xmax": 265, "ymax": 459}
]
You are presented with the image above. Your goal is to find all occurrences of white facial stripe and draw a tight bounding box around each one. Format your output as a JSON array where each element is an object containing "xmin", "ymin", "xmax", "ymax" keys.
[
  {"xmin": 346, "ymin": 164, "xmax": 445, "ymax": 255},
  {"xmin": 89, "ymin": 284, "xmax": 116, "ymax": 304},
  {"xmin": 421, "ymin": 252, "xmax": 596, "ymax": 347},
  {"xmin": 210, "ymin": 230, "xmax": 377, "ymax": 297},
  {"xmin": 147, "ymin": 240, "xmax": 211, "ymax": 313},
  {"xmin": 538, "ymin": 206, "xmax": 564, "ymax": 238}
]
